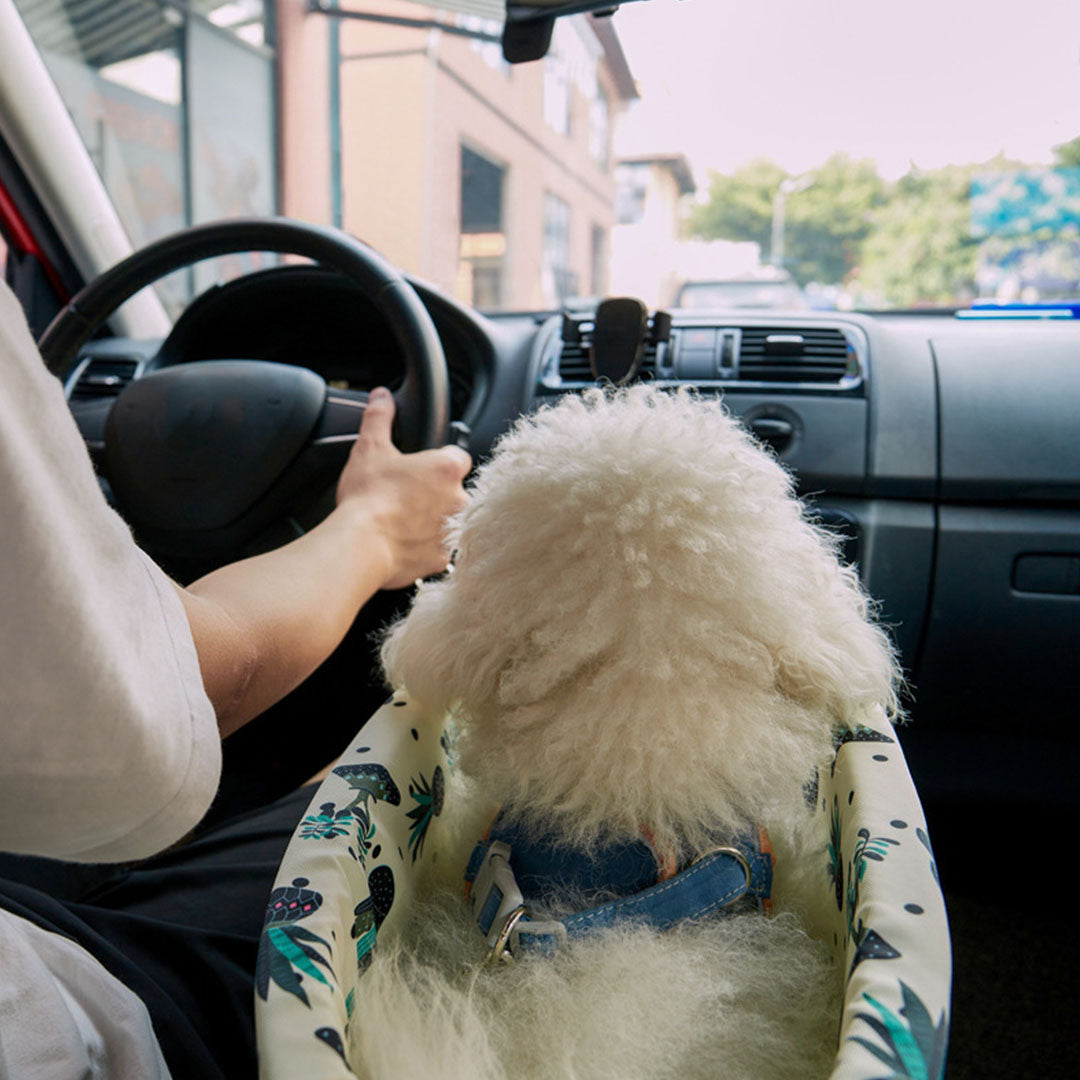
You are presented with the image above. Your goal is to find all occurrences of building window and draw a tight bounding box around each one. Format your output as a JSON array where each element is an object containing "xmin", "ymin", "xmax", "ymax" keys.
[
  {"xmin": 615, "ymin": 163, "xmax": 650, "ymax": 226},
  {"xmin": 543, "ymin": 193, "xmax": 575, "ymax": 305},
  {"xmin": 461, "ymin": 145, "xmax": 505, "ymax": 233},
  {"xmin": 459, "ymin": 145, "xmax": 506, "ymax": 309},
  {"xmin": 543, "ymin": 52, "xmax": 571, "ymax": 136},
  {"xmin": 589, "ymin": 92, "xmax": 610, "ymax": 171},
  {"xmin": 469, "ymin": 259, "xmax": 503, "ymax": 309},
  {"xmin": 591, "ymin": 223, "xmax": 607, "ymax": 298},
  {"xmin": 457, "ymin": 13, "xmax": 511, "ymax": 75},
  {"xmin": 544, "ymin": 17, "xmax": 603, "ymax": 140}
]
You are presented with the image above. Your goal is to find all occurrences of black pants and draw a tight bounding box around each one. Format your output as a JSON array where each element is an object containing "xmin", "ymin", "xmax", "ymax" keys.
[{"xmin": 0, "ymin": 783, "xmax": 315, "ymax": 1080}]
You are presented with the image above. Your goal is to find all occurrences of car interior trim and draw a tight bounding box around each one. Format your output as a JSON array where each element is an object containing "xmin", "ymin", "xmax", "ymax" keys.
[{"xmin": 0, "ymin": 0, "xmax": 169, "ymax": 339}]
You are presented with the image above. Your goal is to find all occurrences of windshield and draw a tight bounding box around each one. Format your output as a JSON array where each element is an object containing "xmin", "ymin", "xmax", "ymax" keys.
[{"xmin": 13, "ymin": 0, "xmax": 1080, "ymax": 314}]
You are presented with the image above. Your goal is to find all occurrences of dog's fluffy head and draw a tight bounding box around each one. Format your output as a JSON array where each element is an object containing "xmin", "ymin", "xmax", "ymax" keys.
[{"xmin": 382, "ymin": 387, "xmax": 899, "ymax": 852}]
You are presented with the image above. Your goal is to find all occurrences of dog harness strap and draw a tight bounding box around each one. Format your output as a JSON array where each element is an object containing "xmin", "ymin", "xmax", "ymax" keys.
[
  {"xmin": 514, "ymin": 845, "xmax": 767, "ymax": 954},
  {"xmin": 465, "ymin": 832, "xmax": 772, "ymax": 961},
  {"xmin": 467, "ymin": 841, "xmax": 525, "ymax": 944}
]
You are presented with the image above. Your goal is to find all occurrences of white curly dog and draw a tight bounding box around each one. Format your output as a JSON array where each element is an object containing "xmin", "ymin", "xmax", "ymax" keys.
[{"xmin": 357, "ymin": 387, "xmax": 901, "ymax": 1080}]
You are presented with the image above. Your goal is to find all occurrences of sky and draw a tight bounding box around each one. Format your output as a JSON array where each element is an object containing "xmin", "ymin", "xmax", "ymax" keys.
[{"xmin": 609, "ymin": 0, "xmax": 1080, "ymax": 186}]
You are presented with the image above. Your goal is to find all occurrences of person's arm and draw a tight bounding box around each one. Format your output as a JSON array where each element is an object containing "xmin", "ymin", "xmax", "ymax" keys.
[{"xmin": 174, "ymin": 387, "xmax": 470, "ymax": 736}]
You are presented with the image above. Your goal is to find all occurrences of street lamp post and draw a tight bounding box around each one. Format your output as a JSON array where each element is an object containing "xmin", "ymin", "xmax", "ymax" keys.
[{"xmin": 770, "ymin": 174, "xmax": 814, "ymax": 268}]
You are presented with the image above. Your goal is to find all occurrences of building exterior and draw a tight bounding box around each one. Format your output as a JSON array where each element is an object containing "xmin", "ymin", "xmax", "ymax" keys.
[
  {"xmin": 9, "ymin": 0, "xmax": 635, "ymax": 313},
  {"xmin": 329, "ymin": 0, "xmax": 636, "ymax": 309},
  {"xmin": 610, "ymin": 152, "xmax": 696, "ymax": 308}
]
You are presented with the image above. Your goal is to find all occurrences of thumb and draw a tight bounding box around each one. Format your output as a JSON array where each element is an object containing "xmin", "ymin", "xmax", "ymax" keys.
[{"xmin": 360, "ymin": 387, "xmax": 395, "ymax": 444}]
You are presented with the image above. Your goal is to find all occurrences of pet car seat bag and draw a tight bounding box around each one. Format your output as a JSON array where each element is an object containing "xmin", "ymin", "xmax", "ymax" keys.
[{"xmin": 254, "ymin": 698, "xmax": 951, "ymax": 1079}]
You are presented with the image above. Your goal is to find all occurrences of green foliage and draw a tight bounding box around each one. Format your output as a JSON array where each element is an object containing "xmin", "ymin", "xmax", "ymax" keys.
[
  {"xmin": 783, "ymin": 154, "xmax": 886, "ymax": 286},
  {"xmin": 690, "ymin": 154, "xmax": 885, "ymax": 286},
  {"xmin": 690, "ymin": 158, "xmax": 786, "ymax": 255},
  {"xmin": 858, "ymin": 165, "xmax": 981, "ymax": 308},
  {"xmin": 1053, "ymin": 135, "xmax": 1080, "ymax": 168},
  {"xmin": 689, "ymin": 150, "xmax": 1069, "ymax": 306}
]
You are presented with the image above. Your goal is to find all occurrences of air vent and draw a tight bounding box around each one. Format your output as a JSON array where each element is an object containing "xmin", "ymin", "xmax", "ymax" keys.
[
  {"xmin": 555, "ymin": 318, "xmax": 659, "ymax": 383},
  {"xmin": 557, "ymin": 320, "xmax": 595, "ymax": 381},
  {"xmin": 737, "ymin": 327, "xmax": 854, "ymax": 383},
  {"xmin": 69, "ymin": 357, "xmax": 139, "ymax": 401}
]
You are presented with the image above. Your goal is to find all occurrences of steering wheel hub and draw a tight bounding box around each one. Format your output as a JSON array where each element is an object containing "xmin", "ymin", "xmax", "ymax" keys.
[{"xmin": 106, "ymin": 361, "xmax": 326, "ymax": 532}]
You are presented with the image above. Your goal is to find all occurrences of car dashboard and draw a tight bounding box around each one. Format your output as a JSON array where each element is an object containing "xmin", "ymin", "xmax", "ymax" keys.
[
  {"xmin": 527, "ymin": 304, "xmax": 1080, "ymax": 809},
  {"xmin": 65, "ymin": 272, "xmax": 1080, "ymax": 812}
]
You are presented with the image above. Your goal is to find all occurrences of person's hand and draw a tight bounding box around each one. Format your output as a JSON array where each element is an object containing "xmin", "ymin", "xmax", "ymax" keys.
[{"xmin": 335, "ymin": 387, "xmax": 471, "ymax": 589}]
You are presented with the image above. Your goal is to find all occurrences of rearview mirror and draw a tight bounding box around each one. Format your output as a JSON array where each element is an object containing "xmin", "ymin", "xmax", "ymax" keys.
[{"xmin": 503, "ymin": 0, "xmax": 651, "ymax": 63}]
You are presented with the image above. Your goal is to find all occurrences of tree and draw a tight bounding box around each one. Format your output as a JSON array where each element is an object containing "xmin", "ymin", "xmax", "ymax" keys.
[
  {"xmin": 781, "ymin": 154, "xmax": 886, "ymax": 286},
  {"xmin": 689, "ymin": 158, "xmax": 786, "ymax": 259},
  {"xmin": 857, "ymin": 165, "xmax": 980, "ymax": 308},
  {"xmin": 689, "ymin": 154, "xmax": 885, "ymax": 286},
  {"xmin": 1053, "ymin": 136, "xmax": 1080, "ymax": 168}
]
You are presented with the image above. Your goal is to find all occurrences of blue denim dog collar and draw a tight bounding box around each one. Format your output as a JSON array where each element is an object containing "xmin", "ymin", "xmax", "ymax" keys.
[{"xmin": 464, "ymin": 823, "xmax": 772, "ymax": 962}]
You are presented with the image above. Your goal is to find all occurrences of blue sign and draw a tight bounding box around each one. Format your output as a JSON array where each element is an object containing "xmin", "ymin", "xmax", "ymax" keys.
[{"xmin": 971, "ymin": 168, "xmax": 1080, "ymax": 238}]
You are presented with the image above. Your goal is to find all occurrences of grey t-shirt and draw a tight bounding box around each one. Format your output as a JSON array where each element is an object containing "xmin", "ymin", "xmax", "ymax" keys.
[{"xmin": 0, "ymin": 280, "xmax": 221, "ymax": 1075}]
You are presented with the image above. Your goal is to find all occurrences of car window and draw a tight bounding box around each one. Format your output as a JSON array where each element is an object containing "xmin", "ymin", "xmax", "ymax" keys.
[
  {"xmin": 14, "ymin": 0, "xmax": 276, "ymax": 316},
  {"xmin": 14, "ymin": 0, "xmax": 1080, "ymax": 315}
]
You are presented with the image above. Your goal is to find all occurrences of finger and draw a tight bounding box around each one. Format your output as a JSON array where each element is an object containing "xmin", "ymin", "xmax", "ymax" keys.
[
  {"xmin": 438, "ymin": 444, "xmax": 473, "ymax": 478},
  {"xmin": 359, "ymin": 387, "xmax": 395, "ymax": 443}
]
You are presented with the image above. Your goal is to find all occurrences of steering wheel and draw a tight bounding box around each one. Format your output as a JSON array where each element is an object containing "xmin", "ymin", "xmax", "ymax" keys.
[{"xmin": 39, "ymin": 218, "xmax": 451, "ymax": 561}]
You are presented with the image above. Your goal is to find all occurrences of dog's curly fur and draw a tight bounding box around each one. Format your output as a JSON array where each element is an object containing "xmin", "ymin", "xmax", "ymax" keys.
[
  {"xmin": 352, "ymin": 896, "xmax": 843, "ymax": 1080},
  {"xmin": 363, "ymin": 388, "xmax": 904, "ymax": 1079},
  {"xmin": 382, "ymin": 386, "xmax": 901, "ymax": 856}
]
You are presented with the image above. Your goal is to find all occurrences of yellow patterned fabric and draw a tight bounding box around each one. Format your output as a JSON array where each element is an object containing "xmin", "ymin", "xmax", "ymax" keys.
[
  {"xmin": 255, "ymin": 695, "xmax": 454, "ymax": 1078},
  {"xmin": 255, "ymin": 700, "xmax": 950, "ymax": 1078},
  {"xmin": 818, "ymin": 713, "xmax": 951, "ymax": 1079}
]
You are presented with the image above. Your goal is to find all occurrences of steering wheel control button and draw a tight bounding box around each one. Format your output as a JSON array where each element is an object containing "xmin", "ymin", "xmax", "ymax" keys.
[
  {"xmin": 316, "ymin": 392, "xmax": 369, "ymax": 443},
  {"xmin": 448, "ymin": 421, "xmax": 472, "ymax": 451}
]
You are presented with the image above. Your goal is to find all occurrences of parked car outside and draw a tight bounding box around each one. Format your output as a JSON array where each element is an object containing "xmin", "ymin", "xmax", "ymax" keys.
[{"xmin": 675, "ymin": 271, "xmax": 807, "ymax": 310}]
